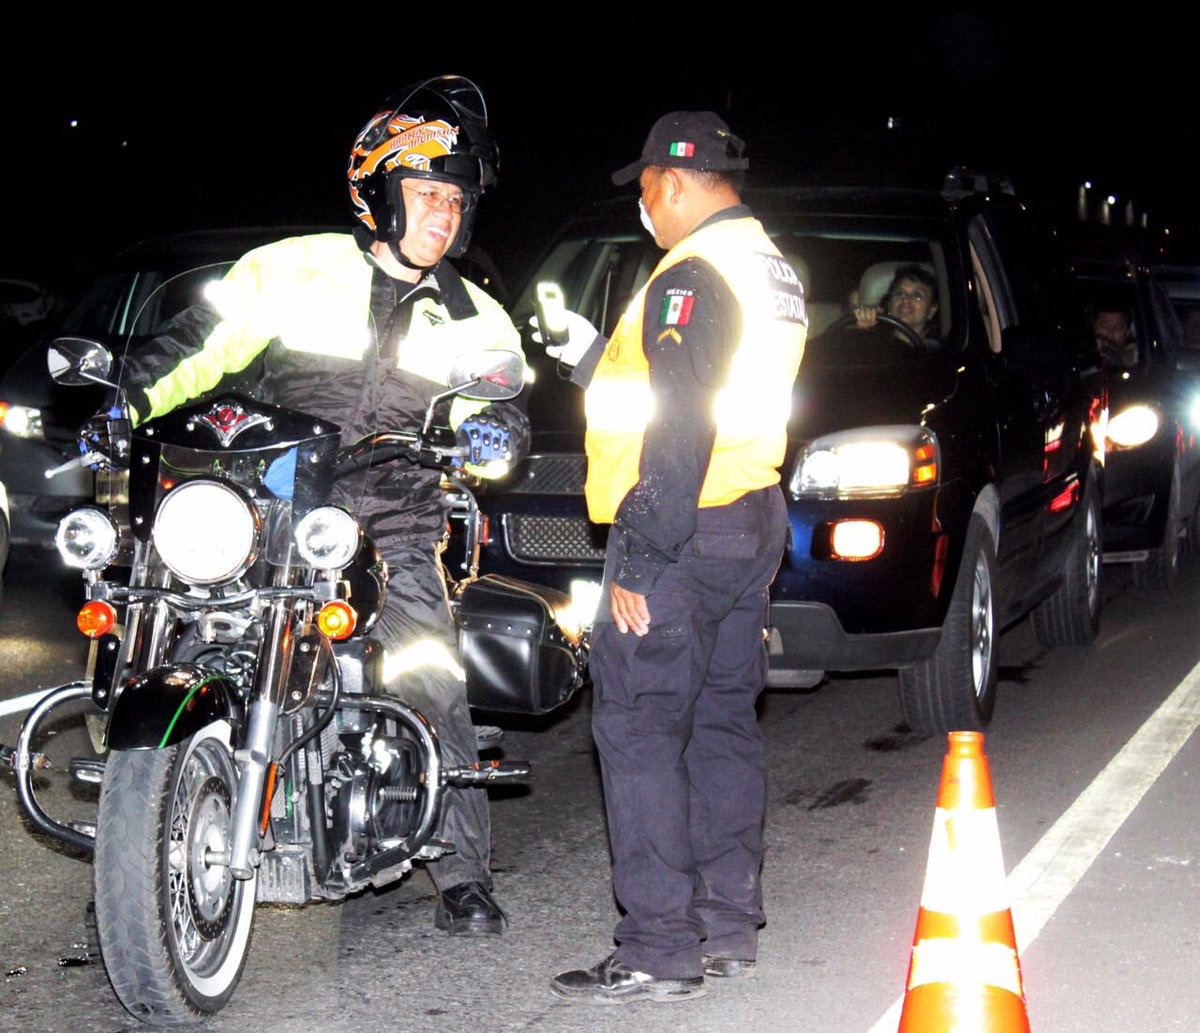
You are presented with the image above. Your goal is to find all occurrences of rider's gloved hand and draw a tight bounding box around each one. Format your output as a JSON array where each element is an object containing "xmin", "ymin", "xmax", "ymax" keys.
[
  {"xmin": 454, "ymin": 412, "xmax": 512, "ymax": 467},
  {"xmin": 528, "ymin": 310, "xmax": 601, "ymax": 367},
  {"xmin": 79, "ymin": 406, "xmax": 130, "ymax": 471}
]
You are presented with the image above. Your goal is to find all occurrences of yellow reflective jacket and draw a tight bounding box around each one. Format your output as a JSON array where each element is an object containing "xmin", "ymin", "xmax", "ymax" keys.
[{"xmin": 584, "ymin": 216, "xmax": 807, "ymax": 523}]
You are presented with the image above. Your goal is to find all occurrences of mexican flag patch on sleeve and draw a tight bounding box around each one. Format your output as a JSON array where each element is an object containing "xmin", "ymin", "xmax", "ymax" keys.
[{"xmin": 660, "ymin": 288, "xmax": 695, "ymax": 327}]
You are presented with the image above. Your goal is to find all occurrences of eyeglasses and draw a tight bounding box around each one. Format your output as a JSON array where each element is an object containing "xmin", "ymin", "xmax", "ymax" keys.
[
  {"xmin": 403, "ymin": 183, "xmax": 472, "ymax": 214},
  {"xmin": 889, "ymin": 288, "xmax": 931, "ymax": 305}
]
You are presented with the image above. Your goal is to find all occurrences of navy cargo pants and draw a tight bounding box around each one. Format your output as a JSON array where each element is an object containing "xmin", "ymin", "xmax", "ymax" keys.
[{"xmin": 590, "ymin": 485, "xmax": 789, "ymax": 980}]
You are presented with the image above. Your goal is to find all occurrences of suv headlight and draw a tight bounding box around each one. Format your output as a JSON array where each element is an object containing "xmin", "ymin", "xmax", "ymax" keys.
[
  {"xmin": 789, "ymin": 426, "xmax": 940, "ymax": 498},
  {"xmin": 294, "ymin": 506, "xmax": 360, "ymax": 570},
  {"xmin": 56, "ymin": 508, "xmax": 119, "ymax": 570},
  {"xmin": 1106, "ymin": 403, "xmax": 1159, "ymax": 449},
  {"xmin": 153, "ymin": 480, "xmax": 260, "ymax": 585}
]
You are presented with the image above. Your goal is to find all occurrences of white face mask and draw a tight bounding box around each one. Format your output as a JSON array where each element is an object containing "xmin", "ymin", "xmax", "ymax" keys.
[{"xmin": 638, "ymin": 198, "xmax": 656, "ymax": 238}]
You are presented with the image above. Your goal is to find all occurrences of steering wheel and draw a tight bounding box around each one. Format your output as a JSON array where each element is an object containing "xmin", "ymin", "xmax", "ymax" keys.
[{"xmin": 823, "ymin": 312, "xmax": 927, "ymax": 350}]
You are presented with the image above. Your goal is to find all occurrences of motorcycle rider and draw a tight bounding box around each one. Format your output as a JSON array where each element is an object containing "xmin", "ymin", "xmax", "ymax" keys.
[{"xmin": 115, "ymin": 75, "xmax": 528, "ymax": 935}]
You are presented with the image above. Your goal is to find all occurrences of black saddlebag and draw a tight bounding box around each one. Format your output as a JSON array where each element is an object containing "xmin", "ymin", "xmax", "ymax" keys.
[{"xmin": 458, "ymin": 574, "xmax": 584, "ymax": 714}]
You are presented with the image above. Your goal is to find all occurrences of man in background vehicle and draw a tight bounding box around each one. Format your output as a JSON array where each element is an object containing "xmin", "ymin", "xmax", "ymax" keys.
[
  {"xmin": 117, "ymin": 75, "xmax": 528, "ymax": 936},
  {"xmin": 544, "ymin": 111, "xmax": 807, "ymax": 1003},
  {"xmin": 1093, "ymin": 305, "xmax": 1138, "ymax": 367}
]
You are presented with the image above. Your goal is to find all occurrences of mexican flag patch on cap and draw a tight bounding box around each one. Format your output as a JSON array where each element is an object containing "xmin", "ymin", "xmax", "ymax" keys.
[{"xmin": 669, "ymin": 141, "xmax": 695, "ymax": 158}]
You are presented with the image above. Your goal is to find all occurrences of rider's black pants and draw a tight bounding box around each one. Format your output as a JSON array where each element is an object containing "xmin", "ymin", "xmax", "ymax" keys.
[{"xmin": 371, "ymin": 538, "xmax": 491, "ymax": 894}]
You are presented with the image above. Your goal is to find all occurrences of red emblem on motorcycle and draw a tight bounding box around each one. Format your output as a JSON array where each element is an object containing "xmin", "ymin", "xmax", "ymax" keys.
[{"xmin": 197, "ymin": 400, "xmax": 271, "ymax": 447}]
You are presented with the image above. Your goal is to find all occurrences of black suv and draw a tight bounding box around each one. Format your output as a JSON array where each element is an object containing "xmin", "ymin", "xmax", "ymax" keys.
[{"xmin": 471, "ymin": 173, "xmax": 1109, "ymax": 733}]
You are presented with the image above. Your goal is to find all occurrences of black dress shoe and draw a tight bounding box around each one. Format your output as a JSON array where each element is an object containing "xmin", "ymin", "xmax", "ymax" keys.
[
  {"xmin": 702, "ymin": 954, "xmax": 757, "ymax": 979},
  {"xmin": 550, "ymin": 954, "xmax": 706, "ymax": 1005},
  {"xmin": 434, "ymin": 881, "xmax": 506, "ymax": 936}
]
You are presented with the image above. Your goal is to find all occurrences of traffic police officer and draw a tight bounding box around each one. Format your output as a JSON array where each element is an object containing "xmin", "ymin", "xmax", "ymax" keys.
[{"xmin": 546, "ymin": 111, "xmax": 808, "ymax": 1003}]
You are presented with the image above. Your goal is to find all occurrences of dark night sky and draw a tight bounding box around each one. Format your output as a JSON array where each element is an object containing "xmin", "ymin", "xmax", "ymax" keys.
[{"xmin": 6, "ymin": 18, "xmax": 1197, "ymax": 291}]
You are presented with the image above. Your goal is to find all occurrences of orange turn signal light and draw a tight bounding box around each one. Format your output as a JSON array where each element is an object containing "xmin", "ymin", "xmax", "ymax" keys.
[
  {"xmin": 316, "ymin": 600, "xmax": 357, "ymax": 640},
  {"xmin": 77, "ymin": 601, "xmax": 117, "ymax": 639}
]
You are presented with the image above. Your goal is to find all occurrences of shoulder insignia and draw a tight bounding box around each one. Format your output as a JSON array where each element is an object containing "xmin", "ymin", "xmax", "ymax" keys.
[{"xmin": 659, "ymin": 288, "xmax": 695, "ymax": 327}]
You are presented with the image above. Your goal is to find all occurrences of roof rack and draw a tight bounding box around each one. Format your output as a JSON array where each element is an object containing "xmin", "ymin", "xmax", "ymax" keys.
[{"xmin": 942, "ymin": 166, "xmax": 1017, "ymax": 200}]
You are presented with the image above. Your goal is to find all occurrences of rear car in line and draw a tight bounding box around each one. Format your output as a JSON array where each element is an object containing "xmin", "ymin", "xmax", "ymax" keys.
[{"xmin": 1072, "ymin": 259, "xmax": 1200, "ymax": 589}]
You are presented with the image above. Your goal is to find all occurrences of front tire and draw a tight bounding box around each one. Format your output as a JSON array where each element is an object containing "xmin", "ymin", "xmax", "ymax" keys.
[
  {"xmin": 94, "ymin": 723, "xmax": 255, "ymax": 1025},
  {"xmin": 899, "ymin": 516, "xmax": 998, "ymax": 735},
  {"xmin": 1032, "ymin": 478, "xmax": 1101, "ymax": 646}
]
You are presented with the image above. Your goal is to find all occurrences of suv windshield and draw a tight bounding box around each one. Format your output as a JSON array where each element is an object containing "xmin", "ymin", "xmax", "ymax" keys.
[{"xmin": 515, "ymin": 210, "xmax": 958, "ymax": 433}]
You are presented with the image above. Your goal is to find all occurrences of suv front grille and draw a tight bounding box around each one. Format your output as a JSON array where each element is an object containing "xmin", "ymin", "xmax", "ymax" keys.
[{"xmin": 501, "ymin": 513, "xmax": 607, "ymax": 564}]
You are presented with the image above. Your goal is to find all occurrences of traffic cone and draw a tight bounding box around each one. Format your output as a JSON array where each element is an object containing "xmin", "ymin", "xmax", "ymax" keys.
[{"xmin": 898, "ymin": 731, "xmax": 1030, "ymax": 1032}]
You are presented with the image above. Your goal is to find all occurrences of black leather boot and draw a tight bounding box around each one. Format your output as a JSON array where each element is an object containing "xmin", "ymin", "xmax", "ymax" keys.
[{"xmin": 434, "ymin": 881, "xmax": 506, "ymax": 936}]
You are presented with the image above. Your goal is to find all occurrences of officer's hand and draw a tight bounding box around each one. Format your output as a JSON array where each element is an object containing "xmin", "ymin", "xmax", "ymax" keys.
[
  {"xmin": 455, "ymin": 413, "xmax": 512, "ymax": 466},
  {"xmin": 528, "ymin": 310, "xmax": 600, "ymax": 367},
  {"xmin": 610, "ymin": 583, "xmax": 650, "ymax": 636},
  {"xmin": 79, "ymin": 406, "xmax": 130, "ymax": 471}
]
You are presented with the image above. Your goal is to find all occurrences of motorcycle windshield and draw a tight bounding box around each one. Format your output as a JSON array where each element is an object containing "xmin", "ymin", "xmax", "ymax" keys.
[{"xmin": 127, "ymin": 396, "xmax": 341, "ymax": 565}]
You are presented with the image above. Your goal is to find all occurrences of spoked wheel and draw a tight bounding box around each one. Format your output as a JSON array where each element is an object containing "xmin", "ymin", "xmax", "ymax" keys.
[{"xmin": 94, "ymin": 723, "xmax": 256, "ymax": 1025}]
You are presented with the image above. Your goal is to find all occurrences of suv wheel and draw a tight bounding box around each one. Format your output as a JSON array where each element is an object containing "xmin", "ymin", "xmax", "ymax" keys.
[
  {"xmin": 1031, "ymin": 477, "xmax": 1101, "ymax": 645},
  {"xmin": 1135, "ymin": 464, "xmax": 1181, "ymax": 591},
  {"xmin": 898, "ymin": 516, "xmax": 997, "ymax": 735}
]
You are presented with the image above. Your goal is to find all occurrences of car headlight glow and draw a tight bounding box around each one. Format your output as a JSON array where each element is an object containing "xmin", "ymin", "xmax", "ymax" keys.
[
  {"xmin": 294, "ymin": 506, "xmax": 360, "ymax": 570},
  {"xmin": 153, "ymin": 480, "xmax": 259, "ymax": 584},
  {"xmin": 790, "ymin": 427, "xmax": 939, "ymax": 497},
  {"xmin": 56, "ymin": 507, "xmax": 119, "ymax": 570},
  {"xmin": 1106, "ymin": 404, "xmax": 1159, "ymax": 449},
  {"xmin": 0, "ymin": 401, "xmax": 44, "ymax": 440}
]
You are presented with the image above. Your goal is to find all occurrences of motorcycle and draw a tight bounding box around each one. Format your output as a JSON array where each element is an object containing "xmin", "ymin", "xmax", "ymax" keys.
[{"xmin": 4, "ymin": 336, "xmax": 585, "ymax": 1025}]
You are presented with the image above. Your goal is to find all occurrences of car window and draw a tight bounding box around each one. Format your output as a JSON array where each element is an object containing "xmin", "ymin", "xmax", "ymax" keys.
[
  {"xmin": 515, "ymin": 236, "xmax": 661, "ymax": 338},
  {"xmin": 969, "ymin": 242, "xmax": 1003, "ymax": 354},
  {"xmin": 61, "ymin": 263, "xmax": 234, "ymax": 342},
  {"xmin": 521, "ymin": 219, "xmax": 957, "ymax": 371}
]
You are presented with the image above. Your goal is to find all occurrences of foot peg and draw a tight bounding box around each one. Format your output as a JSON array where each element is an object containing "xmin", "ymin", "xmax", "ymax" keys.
[{"xmin": 443, "ymin": 759, "xmax": 532, "ymax": 786}]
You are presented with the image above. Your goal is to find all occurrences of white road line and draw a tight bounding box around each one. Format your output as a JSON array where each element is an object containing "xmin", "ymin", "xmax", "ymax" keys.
[
  {"xmin": 868, "ymin": 659, "xmax": 1200, "ymax": 1032},
  {"xmin": 0, "ymin": 687, "xmax": 57, "ymax": 719}
]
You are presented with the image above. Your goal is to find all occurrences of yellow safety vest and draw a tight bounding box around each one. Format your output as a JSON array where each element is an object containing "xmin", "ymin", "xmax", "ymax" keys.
[{"xmin": 584, "ymin": 215, "xmax": 807, "ymax": 523}]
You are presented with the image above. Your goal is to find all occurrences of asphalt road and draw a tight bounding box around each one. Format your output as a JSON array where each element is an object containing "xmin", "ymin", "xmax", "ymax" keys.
[{"xmin": 2, "ymin": 545, "xmax": 1199, "ymax": 1032}]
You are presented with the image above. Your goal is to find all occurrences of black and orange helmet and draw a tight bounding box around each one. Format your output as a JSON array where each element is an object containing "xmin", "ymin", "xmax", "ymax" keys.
[{"xmin": 348, "ymin": 75, "xmax": 496, "ymax": 260}]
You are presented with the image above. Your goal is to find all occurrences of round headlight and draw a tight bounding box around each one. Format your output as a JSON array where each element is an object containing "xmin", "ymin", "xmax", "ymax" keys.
[
  {"xmin": 153, "ymin": 480, "xmax": 259, "ymax": 585},
  {"xmin": 56, "ymin": 508, "xmax": 119, "ymax": 570},
  {"xmin": 294, "ymin": 506, "xmax": 360, "ymax": 570}
]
